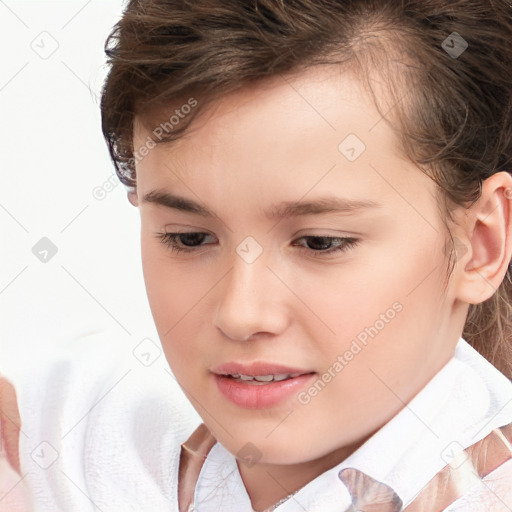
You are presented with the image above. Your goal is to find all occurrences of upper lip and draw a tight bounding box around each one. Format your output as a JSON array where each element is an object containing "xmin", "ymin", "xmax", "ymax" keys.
[{"xmin": 211, "ymin": 361, "xmax": 314, "ymax": 376}]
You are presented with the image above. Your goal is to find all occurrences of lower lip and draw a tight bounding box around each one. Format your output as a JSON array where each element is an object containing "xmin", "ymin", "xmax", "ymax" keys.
[{"xmin": 213, "ymin": 373, "xmax": 316, "ymax": 409}]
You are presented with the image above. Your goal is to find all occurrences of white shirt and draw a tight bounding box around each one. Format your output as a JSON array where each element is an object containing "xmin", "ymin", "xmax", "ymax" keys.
[
  {"xmin": 193, "ymin": 337, "xmax": 512, "ymax": 511},
  {"xmin": 14, "ymin": 332, "xmax": 512, "ymax": 511}
]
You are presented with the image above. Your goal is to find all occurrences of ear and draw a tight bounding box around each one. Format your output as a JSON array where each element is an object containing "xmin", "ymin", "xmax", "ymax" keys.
[
  {"xmin": 127, "ymin": 187, "xmax": 139, "ymax": 207},
  {"xmin": 454, "ymin": 171, "xmax": 512, "ymax": 305}
]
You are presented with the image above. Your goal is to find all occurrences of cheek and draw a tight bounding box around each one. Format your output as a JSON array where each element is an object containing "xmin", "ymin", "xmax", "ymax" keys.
[
  {"xmin": 303, "ymin": 243, "xmax": 447, "ymax": 385},
  {"xmin": 140, "ymin": 241, "xmax": 217, "ymax": 375},
  {"xmin": 141, "ymin": 237, "xmax": 208, "ymax": 321},
  {"xmin": 141, "ymin": 244, "xmax": 188, "ymax": 339},
  {"xmin": 289, "ymin": 260, "xmax": 400, "ymax": 347}
]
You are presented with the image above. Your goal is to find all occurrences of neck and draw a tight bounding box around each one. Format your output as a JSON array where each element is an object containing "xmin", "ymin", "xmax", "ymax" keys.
[{"xmin": 237, "ymin": 434, "xmax": 373, "ymax": 512}]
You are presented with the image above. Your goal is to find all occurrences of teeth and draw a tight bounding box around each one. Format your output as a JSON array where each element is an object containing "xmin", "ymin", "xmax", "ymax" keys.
[
  {"xmin": 272, "ymin": 374, "xmax": 290, "ymax": 382},
  {"xmin": 227, "ymin": 373, "xmax": 304, "ymax": 382},
  {"xmin": 253, "ymin": 375, "xmax": 274, "ymax": 382}
]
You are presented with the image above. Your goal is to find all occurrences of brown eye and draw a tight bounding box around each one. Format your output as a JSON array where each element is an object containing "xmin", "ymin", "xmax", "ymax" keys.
[
  {"xmin": 154, "ymin": 231, "xmax": 214, "ymax": 253},
  {"xmin": 293, "ymin": 236, "xmax": 359, "ymax": 257}
]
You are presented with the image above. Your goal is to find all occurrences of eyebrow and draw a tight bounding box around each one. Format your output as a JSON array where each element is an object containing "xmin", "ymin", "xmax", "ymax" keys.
[{"xmin": 141, "ymin": 189, "xmax": 382, "ymax": 219}]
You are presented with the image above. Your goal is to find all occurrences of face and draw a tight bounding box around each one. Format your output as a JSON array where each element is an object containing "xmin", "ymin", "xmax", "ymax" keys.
[{"xmin": 133, "ymin": 65, "xmax": 462, "ymax": 467}]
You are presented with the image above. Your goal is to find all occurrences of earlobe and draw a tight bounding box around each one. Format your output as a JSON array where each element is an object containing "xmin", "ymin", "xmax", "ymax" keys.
[
  {"xmin": 455, "ymin": 171, "xmax": 512, "ymax": 305},
  {"xmin": 127, "ymin": 188, "xmax": 139, "ymax": 207}
]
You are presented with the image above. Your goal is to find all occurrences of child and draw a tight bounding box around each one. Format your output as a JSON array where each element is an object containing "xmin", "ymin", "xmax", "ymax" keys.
[{"xmin": 4, "ymin": 0, "xmax": 512, "ymax": 510}]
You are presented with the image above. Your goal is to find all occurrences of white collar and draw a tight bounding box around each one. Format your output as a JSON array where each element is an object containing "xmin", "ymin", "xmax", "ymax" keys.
[{"xmin": 194, "ymin": 338, "xmax": 512, "ymax": 511}]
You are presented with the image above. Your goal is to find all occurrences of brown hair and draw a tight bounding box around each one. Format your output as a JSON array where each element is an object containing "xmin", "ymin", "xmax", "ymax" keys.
[{"xmin": 101, "ymin": 0, "xmax": 512, "ymax": 377}]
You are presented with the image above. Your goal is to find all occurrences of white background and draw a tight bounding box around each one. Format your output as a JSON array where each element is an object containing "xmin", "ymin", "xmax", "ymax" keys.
[{"xmin": 0, "ymin": 0, "xmax": 162, "ymax": 382}]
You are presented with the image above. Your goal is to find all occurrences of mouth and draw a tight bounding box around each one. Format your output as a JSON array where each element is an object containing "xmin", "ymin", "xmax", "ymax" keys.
[
  {"xmin": 211, "ymin": 362, "xmax": 316, "ymax": 409},
  {"xmin": 211, "ymin": 361, "xmax": 313, "ymax": 378},
  {"xmin": 216, "ymin": 372, "xmax": 308, "ymax": 384}
]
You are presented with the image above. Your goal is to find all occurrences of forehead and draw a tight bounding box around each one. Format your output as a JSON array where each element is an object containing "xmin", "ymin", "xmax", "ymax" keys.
[
  {"xmin": 132, "ymin": 64, "xmax": 430, "ymax": 216},
  {"xmin": 134, "ymin": 65, "xmax": 397, "ymax": 161},
  {"xmin": 137, "ymin": 65, "xmax": 383, "ymax": 130}
]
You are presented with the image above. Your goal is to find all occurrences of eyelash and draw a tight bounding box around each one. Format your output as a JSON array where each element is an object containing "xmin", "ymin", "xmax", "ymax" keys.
[{"xmin": 154, "ymin": 231, "xmax": 359, "ymax": 258}]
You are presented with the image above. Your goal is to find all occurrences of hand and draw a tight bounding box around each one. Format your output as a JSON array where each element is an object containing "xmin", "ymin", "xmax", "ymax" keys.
[{"xmin": 0, "ymin": 376, "xmax": 33, "ymax": 512}]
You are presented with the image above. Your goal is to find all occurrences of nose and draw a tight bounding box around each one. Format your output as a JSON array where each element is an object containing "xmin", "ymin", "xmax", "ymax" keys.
[{"xmin": 214, "ymin": 249, "xmax": 290, "ymax": 342}]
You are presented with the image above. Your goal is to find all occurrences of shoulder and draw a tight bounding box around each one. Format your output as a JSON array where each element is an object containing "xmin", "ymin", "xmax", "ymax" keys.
[
  {"xmin": 442, "ymin": 421, "xmax": 512, "ymax": 511},
  {"xmin": 443, "ymin": 458, "xmax": 512, "ymax": 511}
]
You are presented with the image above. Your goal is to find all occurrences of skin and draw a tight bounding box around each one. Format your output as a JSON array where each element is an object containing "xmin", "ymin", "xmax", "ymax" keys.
[
  {"xmin": 0, "ymin": 377, "xmax": 33, "ymax": 512},
  {"xmin": 130, "ymin": 64, "xmax": 512, "ymax": 510}
]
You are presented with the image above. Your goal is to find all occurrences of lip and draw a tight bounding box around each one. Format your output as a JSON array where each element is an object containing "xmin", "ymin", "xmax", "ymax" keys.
[
  {"xmin": 211, "ymin": 361, "xmax": 313, "ymax": 376},
  {"xmin": 213, "ymin": 373, "xmax": 316, "ymax": 409},
  {"xmin": 211, "ymin": 361, "xmax": 316, "ymax": 409}
]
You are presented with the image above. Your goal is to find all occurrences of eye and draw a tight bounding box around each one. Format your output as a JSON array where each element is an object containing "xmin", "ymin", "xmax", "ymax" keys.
[
  {"xmin": 155, "ymin": 231, "xmax": 359, "ymax": 258},
  {"xmin": 154, "ymin": 231, "xmax": 215, "ymax": 254},
  {"xmin": 292, "ymin": 235, "xmax": 359, "ymax": 258}
]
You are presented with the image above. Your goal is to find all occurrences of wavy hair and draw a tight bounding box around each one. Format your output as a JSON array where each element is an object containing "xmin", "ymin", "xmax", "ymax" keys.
[{"xmin": 100, "ymin": 0, "xmax": 512, "ymax": 377}]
